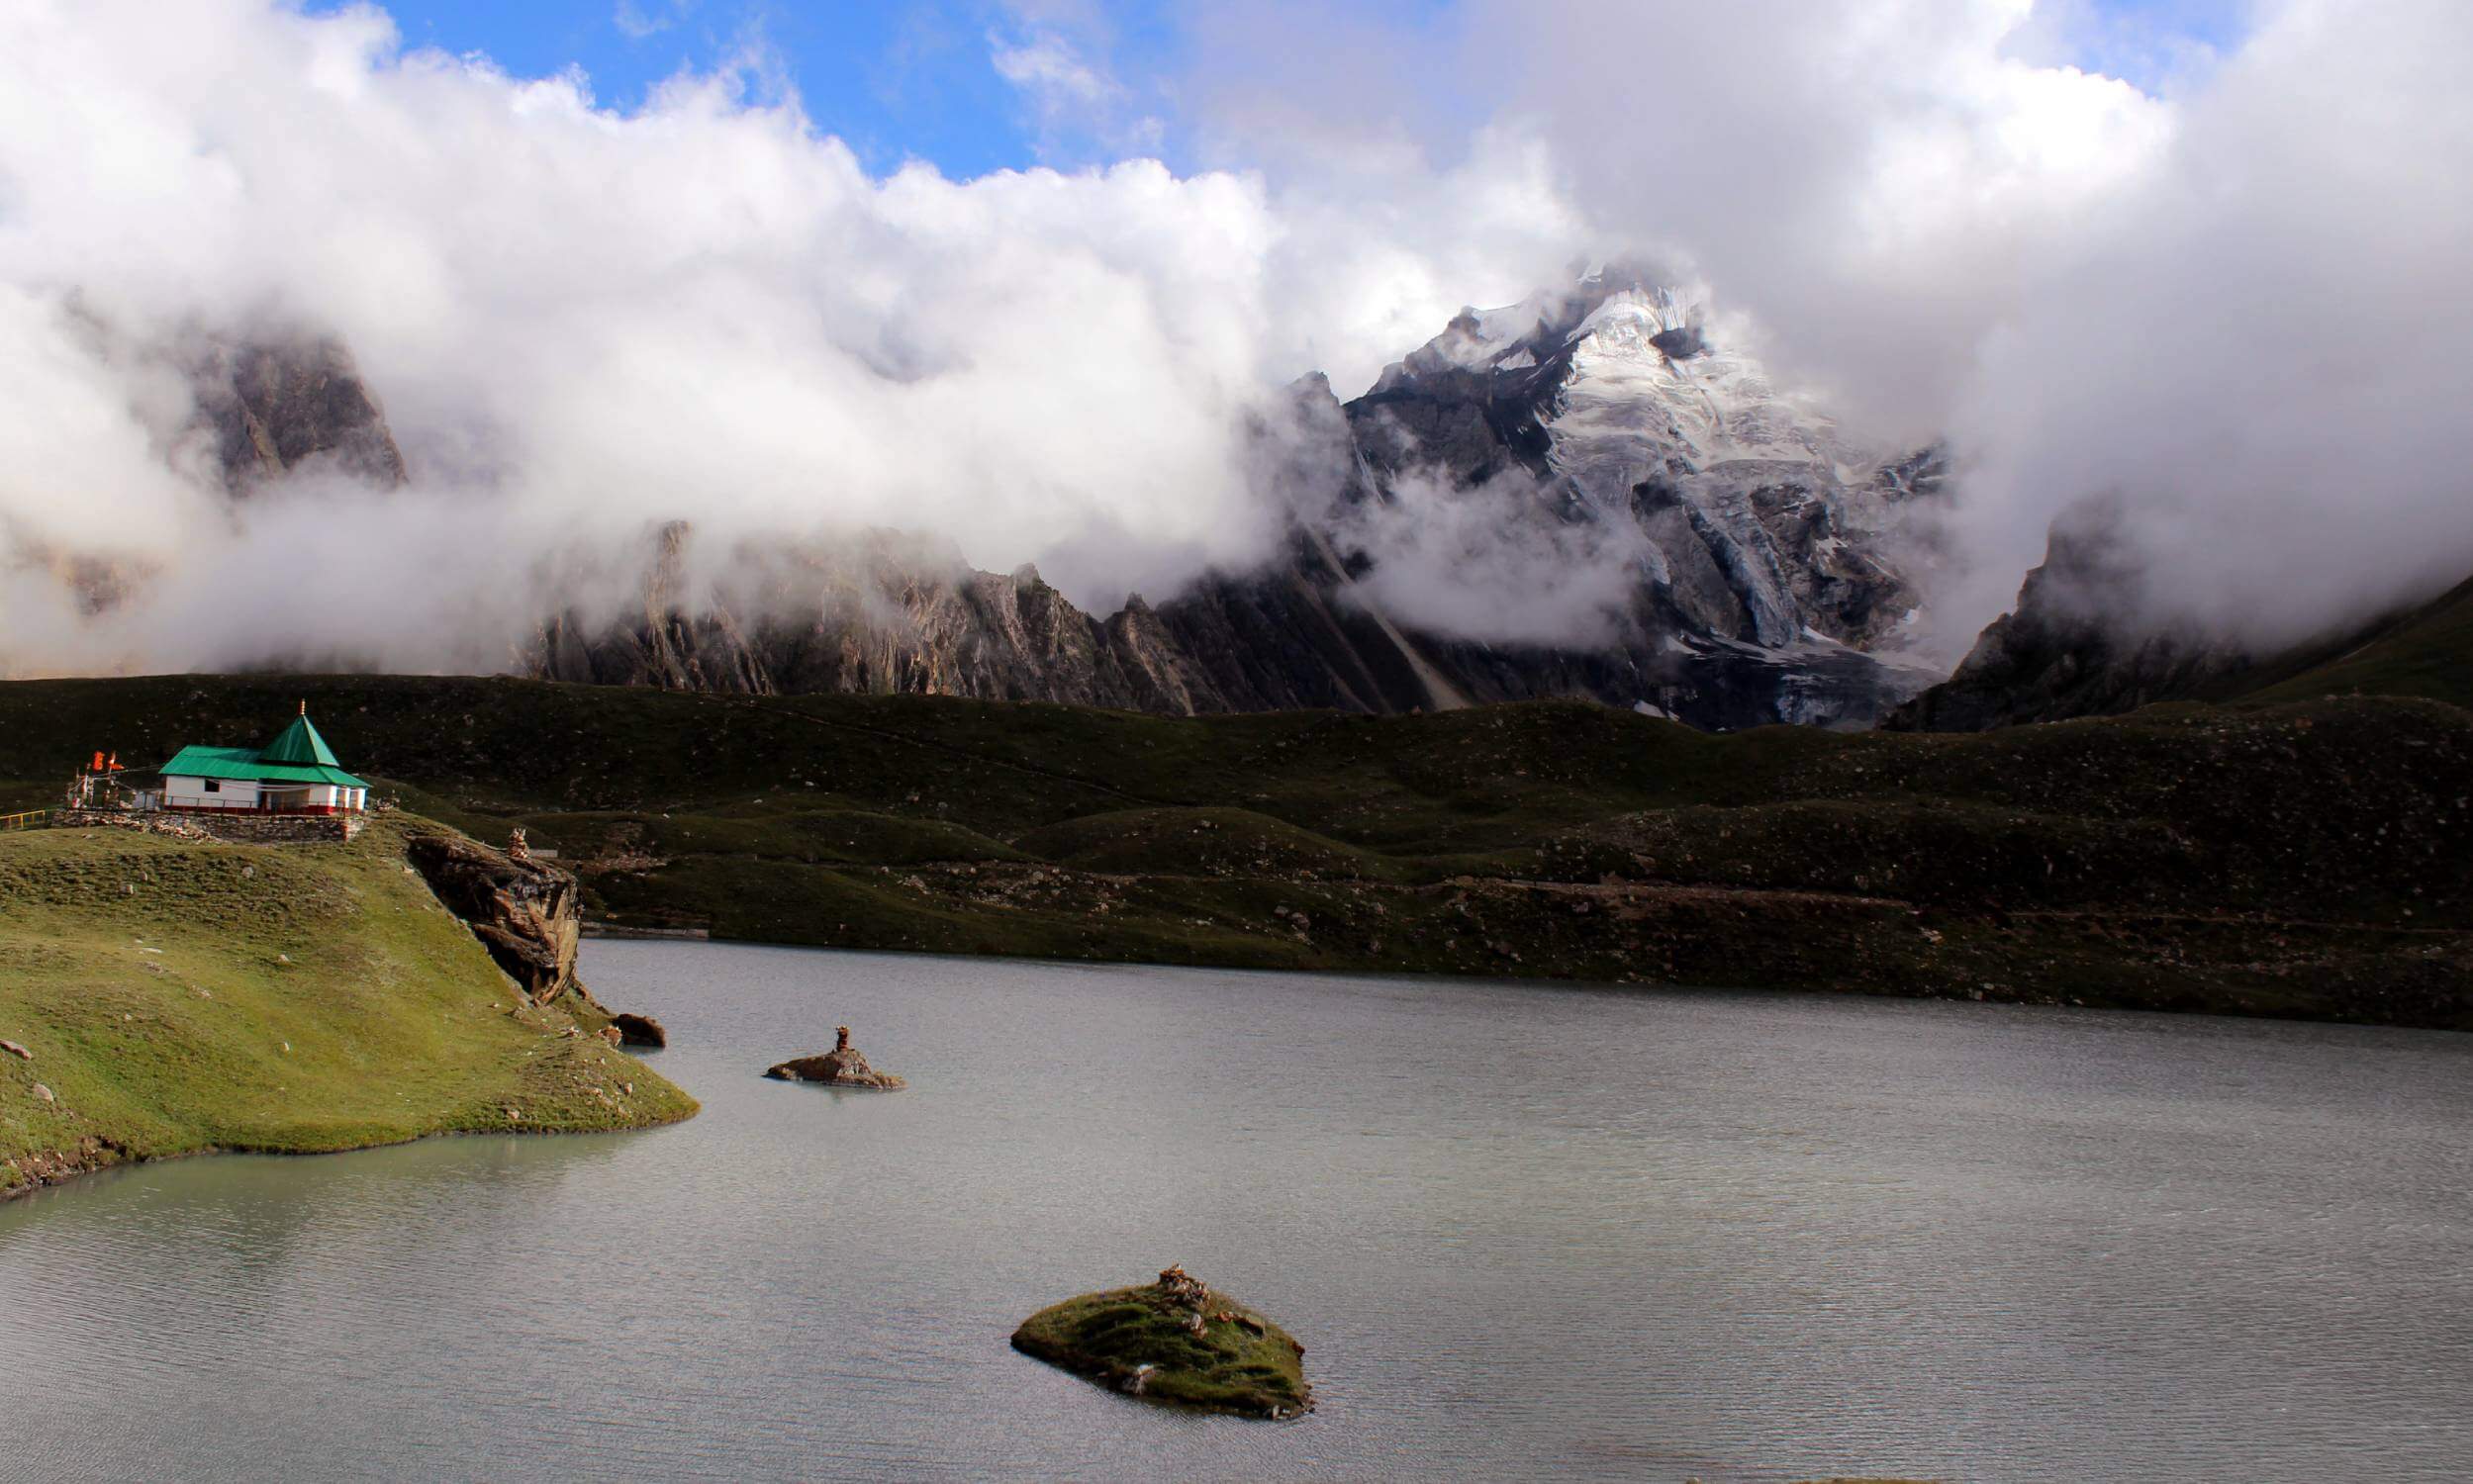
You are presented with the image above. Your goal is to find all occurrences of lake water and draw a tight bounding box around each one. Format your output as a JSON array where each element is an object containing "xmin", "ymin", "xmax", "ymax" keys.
[{"xmin": 4, "ymin": 943, "xmax": 2470, "ymax": 1483}]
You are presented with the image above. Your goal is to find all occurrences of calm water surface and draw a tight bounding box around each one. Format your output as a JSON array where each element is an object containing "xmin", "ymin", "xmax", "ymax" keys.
[{"xmin": 4, "ymin": 943, "xmax": 2470, "ymax": 1482}]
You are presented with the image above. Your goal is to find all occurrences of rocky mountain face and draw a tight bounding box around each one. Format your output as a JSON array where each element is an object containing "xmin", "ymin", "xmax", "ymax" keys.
[
  {"xmin": 1345, "ymin": 278, "xmax": 1923, "ymax": 649},
  {"xmin": 24, "ymin": 273, "xmax": 1941, "ymax": 728},
  {"xmin": 535, "ymin": 521, "xmax": 1457, "ymax": 714},
  {"xmin": 1888, "ymin": 498, "xmax": 2254, "ymax": 731},
  {"xmin": 4, "ymin": 333, "xmax": 408, "ymax": 631},
  {"xmin": 188, "ymin": 336, "xmax": 408, "ymax": 495},
  {"xmin": 537, "ymin": 269, "xmax": 1945, "ymax": 728},
  {"xmin": 1325, "ymin": 273, "xmax": 1941, "ymax": 722}
]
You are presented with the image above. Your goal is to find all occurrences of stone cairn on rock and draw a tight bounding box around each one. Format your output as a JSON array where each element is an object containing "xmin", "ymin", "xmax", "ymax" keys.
[
  {"xmin": 1151, "ymin": 1265, "xmax": 1275, "ymax": 1340},
  {"xmin": 764, "ymin": 1025, "xmax": 907, "ymax": 1089},
  {"xmin": 1156, "ymin": 1265, "xmax": 1214, "ymax": 1335}
]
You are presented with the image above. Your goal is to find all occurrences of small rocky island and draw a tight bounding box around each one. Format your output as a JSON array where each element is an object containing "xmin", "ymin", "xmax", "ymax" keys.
[
  {"xmin": 1010, "ymin": 1266, "xmax": 1312, "ymax": 1419},
  {"xmin": 764, "ymin": 1026, "xmax": 906, "ymax": 1089}
]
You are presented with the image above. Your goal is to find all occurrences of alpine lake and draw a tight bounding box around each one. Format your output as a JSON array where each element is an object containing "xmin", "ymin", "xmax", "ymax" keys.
[{"xmin": 4, "ymin": 941, "xmax": 2468, "ymax": 1482}]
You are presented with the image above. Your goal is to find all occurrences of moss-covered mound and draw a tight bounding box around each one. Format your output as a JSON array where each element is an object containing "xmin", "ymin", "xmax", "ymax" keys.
[{"xmin": 1011, "ymin": 1267, "xmax": 1312, "ymax": 1419}]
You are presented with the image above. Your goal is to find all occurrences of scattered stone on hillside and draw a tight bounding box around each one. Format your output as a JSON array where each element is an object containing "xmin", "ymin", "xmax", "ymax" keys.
[
  {"xmin": 31, "ymin": 1083, "xmax": 54, "ymax": 1103},
  {"xmin": 764, "ymin": 1024, "xmax": 906, "ymax": 1089},
  {"xmin": 613, "ymin": 1013, "xmax": 668, "ymax": 1049},
  {"xmin": 1, "ymin": 1040, "xmax": 30, "ymax": 1061}
]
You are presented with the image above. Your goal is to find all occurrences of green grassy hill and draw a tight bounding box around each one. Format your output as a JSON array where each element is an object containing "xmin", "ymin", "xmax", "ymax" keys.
[
  {"xmin": 0, "ymin": 674, "xmax": 2466, "ymax": 1028},
  {"xmin": 0, "ymin": 814, "xmax": 696, "ymax": 1197}
]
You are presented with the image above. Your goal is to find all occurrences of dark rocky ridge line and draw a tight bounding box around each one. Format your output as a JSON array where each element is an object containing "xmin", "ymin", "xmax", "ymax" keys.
[
  {"xmin": 530, "ymin": 271, "xmax": 1948, "ymax": 728},
  {"xmin": 531, "ymin": 518, "xmax": 1916, "ymax": 729},
  {"xmin": 21, "ymin": 270, "xmax": 1944, "ymax": 730}
]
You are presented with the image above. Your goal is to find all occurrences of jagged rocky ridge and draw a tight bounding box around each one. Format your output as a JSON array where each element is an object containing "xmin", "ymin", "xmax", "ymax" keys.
[
  {"xmin": 5, "ymin": 331, "xmax": 407, "ymax": 624},
  {"xmin": 535, "ymin": 270, "xmax": 1946, "ymax": 728},
  {"xmin": 188, "ymin": 335, "xmax": 408, "ymax": 496},
  {"xmin": 24, "ymin": 274, "xmax": 1942, "ymax": 728}
]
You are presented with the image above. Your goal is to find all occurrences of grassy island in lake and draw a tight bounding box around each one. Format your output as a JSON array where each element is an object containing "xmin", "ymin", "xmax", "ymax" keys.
[{"xmin": 1011, "ymin": 1267, "xmax": 1312, "ymax": 1419}]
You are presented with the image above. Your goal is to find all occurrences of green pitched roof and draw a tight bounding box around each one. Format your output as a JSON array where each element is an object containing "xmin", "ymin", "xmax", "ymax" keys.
[
  {"xmin": 258, "ymin": 713, "xmax": 341, "ymax": 767},
  {"xmin": 155, "ymin": 712, "xmax": 371, "ymax": 790},
  {"xmin": 158, "ymin": 746, "xmax": 370, "ymax": 789}
]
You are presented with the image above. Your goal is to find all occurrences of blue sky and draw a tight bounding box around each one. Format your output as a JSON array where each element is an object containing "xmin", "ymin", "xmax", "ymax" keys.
[
  {"xmin": 326, "ymin": 0, "xmax": 1187, "ymax": 177},
  {"xmin": 324, "ymin": 0, "xmax": 2250, "ymax": 180}
]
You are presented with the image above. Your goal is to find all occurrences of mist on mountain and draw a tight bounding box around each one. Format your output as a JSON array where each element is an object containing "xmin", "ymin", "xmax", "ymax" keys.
[{"xmin": 2, "ymin": 0, "xmax": 2467, "ymax": 687}]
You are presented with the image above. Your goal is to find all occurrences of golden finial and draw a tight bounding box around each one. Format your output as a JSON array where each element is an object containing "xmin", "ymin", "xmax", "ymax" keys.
[{"xmin": 300, "ymin": 698, "xmax": 307, "ymax": 715}]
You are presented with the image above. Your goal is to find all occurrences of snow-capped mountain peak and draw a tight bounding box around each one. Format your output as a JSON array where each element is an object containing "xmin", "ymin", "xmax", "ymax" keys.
[{"xmin": 1341, "ymin": 268, "xmax": 1936, "ymax": 692}]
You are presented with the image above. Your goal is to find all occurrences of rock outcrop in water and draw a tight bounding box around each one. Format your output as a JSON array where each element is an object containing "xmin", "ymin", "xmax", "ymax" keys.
[{"xmin": 764, "ymin": 1025, "xmax": 905, "ymax": 1089}]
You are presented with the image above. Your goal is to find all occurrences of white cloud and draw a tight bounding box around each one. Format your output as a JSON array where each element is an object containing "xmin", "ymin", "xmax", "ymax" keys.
[
  {"xmin": 2, "ymin": 0, "xmax": 2467, "ymax": 678},
  {"xmin": 0, "ymin": 0, "xmax": 1563, "ymax": 674},
  {"xmin": 613, "ymin": 2, "xmax": 680, "ymax": 42},
  {"xmin": 1940, "ymin": 0, "xmax": 2473, "ymax": 646},
  {"xmin": 991, "ymin": 29, "xmax": 1113, "ymax": 109},
  {"xmin": 1185, "ymin": 0, "xmax": 2473, "ymax": 652},
  {"xmin": 988, "ymin": 22, "xmax": 1164, "ymax": 160}
]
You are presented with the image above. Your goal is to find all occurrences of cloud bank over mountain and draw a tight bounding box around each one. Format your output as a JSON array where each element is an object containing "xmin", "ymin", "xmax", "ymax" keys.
[
  {"xmin": 0, "ymin": 0, "xmax": 2465, "ymax": 675},
  {"xmin": 1184, "ymin": 0, "xmax": 2473, "ymax": 650}
]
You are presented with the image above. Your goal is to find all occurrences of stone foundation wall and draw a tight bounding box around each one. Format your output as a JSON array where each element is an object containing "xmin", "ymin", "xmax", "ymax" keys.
[{"xmin": 56, "ymin": 809, "xmax": 364, "ymax": 844}]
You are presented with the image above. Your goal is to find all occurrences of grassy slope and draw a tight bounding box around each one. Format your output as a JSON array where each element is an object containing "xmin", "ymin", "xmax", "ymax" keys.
[
  {"xmin": 2237, "ymin": 574, "xmax": 2473, "ymax": 713},
  {"xmin": 0, "ymin": 674, "xmax": 2467, "ymax": 1027},
  {"xmin": 1011, "ymin": 1281, "xmax": 1310, "ymax": 1418},
  {"xmin": 0, "ymin": 813, "xmax": 696, "ymax": 1197}
]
